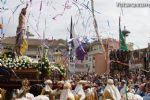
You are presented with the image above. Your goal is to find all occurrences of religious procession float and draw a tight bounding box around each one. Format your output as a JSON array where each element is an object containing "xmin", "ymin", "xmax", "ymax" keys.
[{"xmin": 0, "ymin": 49, "xmax": 66, "ymax": 89}]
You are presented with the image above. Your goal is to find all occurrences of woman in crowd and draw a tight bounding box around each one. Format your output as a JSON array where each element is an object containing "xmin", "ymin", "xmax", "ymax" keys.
[{"xmin": 17, "ymin": 78, "xmax": 31, "ymax": 98}]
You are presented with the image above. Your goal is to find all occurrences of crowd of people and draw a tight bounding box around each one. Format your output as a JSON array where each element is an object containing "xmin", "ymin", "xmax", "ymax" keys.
[{"xmin": 0, "ymin": 72, "xmax": 150, "ymax": 100}]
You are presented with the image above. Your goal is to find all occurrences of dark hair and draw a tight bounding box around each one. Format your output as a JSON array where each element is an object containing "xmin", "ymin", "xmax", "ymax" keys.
[
  {"xmin": 21, "ymin": 8, "xmax": 27, "ymax": 15},
  {"xmin": 146, "ymin": 81, "xmax": 150, "ymax": 89}
]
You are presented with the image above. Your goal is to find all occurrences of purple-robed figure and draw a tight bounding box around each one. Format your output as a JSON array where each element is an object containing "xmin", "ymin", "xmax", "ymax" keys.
[{"xmin": 75, "ymin": 43, "xmax": 87, "ymax": 61}]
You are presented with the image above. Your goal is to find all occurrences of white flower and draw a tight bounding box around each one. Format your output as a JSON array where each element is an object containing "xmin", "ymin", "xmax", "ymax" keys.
[{"xmin": 33, "ymin": 60, "xmax": 38, "ymax": 64}]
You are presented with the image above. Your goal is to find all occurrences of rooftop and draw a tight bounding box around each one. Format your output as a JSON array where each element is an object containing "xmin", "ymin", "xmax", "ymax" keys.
[{"xmin": 1, "ymin": 36, "xmax": 66, "ymax": 47}]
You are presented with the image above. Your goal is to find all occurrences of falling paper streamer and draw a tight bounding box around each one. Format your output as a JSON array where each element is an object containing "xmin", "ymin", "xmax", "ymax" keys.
[
  {"xmin": 40, "ymin": 0, "xmax": 42, "ymax": 11},
  {"xmin": 72, "ymin": 2, "xmax": 81, "ymax": 14},
  {"xmin": 3, "ymin": 0, "xmax": 103, "ymax": 41},
  {"xmin": 107, "ymin": 20, "xmax": 110, "ymax": 28},
  {"xmin": 121, "ymin": 7, "xmax": 124, "ymax": 16},
  {"xmin": 52, "ymin": 0, "xmax": 72, "ymax": 20},
  {"xmin": 1, "ymin": 16, "xmax": 3, "ymax": 35},
  {"xmin": 7, "ymin": 3, "xmax": 22, "ymax": 24},
  {"xmin": 44, "ymin": 17, "xmax": 47, "ymax": 34},
  {"xmin": 1, "ymin": 0, "xmax": 7, "ymax": 5},
  {"xmin": 28, "ymin": 21, "xmax": 41, "ymax": 38},
  {"xmin": 36, "ymin": 1, "xmax": 42, "ymax": 30},
  {"xmin": 0, "ymin": 7, "xmax": 9, "ymax": 12},
  {"xmin": 46, "ymin": 1, "xmax": 49, "ymax": 6},
  {"xmin": 84, "ymin": 16, "xmax": 92, "ymax": 33},
  {"xmin": 8, "ymin": 16, "xmax": 11, "ymax": 24},
  {"xmin": 20, "ymin": 0, "xmax": 25, "ymax": 4},
  {"xmin": 30, "ymin": 0, "xmax": 32, "ymax": 4},
  {"xmin": 27, "ymin": 13, "xmax": 30, "ymax": 24},
  {"xmin": 1, "ymin": 0, "xmax": 3, "ymax": 4},
  {"xmin": 13, "ymin": 4, "xmax": 22, "ymax": 14},
  {"xmin": 73, "ymin": 0, "xmax": 101, "ymax": 14},
  {"xmin": 3, "ymin": 0, "xmax": 6, "ymax": 5},
  {"xmin": 52, "ymin": 14, "xmax": 63, "ymax": 20}
]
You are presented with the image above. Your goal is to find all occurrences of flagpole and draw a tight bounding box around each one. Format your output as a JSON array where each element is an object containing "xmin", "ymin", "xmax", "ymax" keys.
[
  {"xmin": 67, "ymin": 44, "xmax": 71, "ymax": 80},
  {"xmin": 91, "ymin": 0, "xmax": 106, "ymax": 59},
  {"xmin": 119, "ymin": 16, "xmax": 121, "ymax": 48},
  {"xmin": 67, "ymin": 16, "xmax": 73, "ymax": 80},
  {"xmin": 119, "ymin": 16, "xmax": 129, "ymax": 100},
  {"xmin": 0, "ymin": 16, "xmax": 3, "ymax": 54}
]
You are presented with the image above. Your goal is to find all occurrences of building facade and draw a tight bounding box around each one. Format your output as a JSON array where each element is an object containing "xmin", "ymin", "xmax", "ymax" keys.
[
  {"xmin": 1, "ymin": 37, "xmax": 120, "ymax": 74},
  {"xmin": 1, "ymin": 37, "xmax": 67, "ymax": 60},
  {"xmin": 71, "ymin": 38, "xmax": 119, "ymax": 74}
]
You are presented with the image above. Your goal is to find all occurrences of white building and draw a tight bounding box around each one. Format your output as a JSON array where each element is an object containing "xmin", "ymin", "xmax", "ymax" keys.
[{"xmin": 69, "ymin": 38, "xmax": 119, "ymax": 74}]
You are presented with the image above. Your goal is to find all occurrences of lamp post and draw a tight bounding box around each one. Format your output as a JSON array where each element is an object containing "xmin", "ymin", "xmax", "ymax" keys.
[
  {"xmin": 121, "ymin": 26, "xmax": 131, "ymax": 77},
  {"xmin": 122, "ymin": 26, "xmax": 130, "ymax": 42}
]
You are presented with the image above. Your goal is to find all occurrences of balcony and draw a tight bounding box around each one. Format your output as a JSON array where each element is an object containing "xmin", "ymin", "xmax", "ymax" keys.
[
  {"xmin": 88, "ymin": 50, "xmax": 103, "ymax": 55},
  {"xmin": 26, "ymin": 51, "xmax": 38, "ymax": 56}
]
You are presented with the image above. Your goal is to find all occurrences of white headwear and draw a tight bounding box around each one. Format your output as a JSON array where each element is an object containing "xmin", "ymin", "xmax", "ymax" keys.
[
  {"xmin": 60, "ymin": 82, "xmax": 75, "ymax": 100},
  {"xmin": 16, "ymin": 97, "xmax": 28, "ymax": 100},
  {"xmin": 63, "ymin": 82, "xmax": 71, "ymax": 89},
  {"xmin": 124, "ymin": 92, "xmax": 135, "ymax": 100},
  {"xmin": 44, "ymin": 80, "xmax": 52, "ymax": 84},
  {"xmin": 120, "ymin": 84, "xmax": 126, "ymax": 96},
  {"xmin": 104, "ymin": 79, "xmax": 121, "ymax": 100},
  {"xmin": 107, "ymin": 79, "xmax": 114, "ymax": 84},
  {"xmin": 44, "ymin": 80, "xmax": 52, "ymax": 92},
  {"xmin": 134, "ymin": 94, "xmax": 143, "ymax": 100},
  {"xmin": 74, "ymin": 82, "xmax": 86, "ymax": 100},
  {"xmin": 78, "ymin": 80, "xmax": 88, "ymax": 84},
  {"xmin": 25, "ymin": 93, "xmax": 34, "ymax": 99},
  {"xmin": 33, "ymin": 95, "xmax": 49, "ymax": 100}
]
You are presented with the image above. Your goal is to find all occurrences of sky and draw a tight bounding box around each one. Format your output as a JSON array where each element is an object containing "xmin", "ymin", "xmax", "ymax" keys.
[{"xmin": 0, "ymin": 0, "xmax": 150, "ymax": 49}]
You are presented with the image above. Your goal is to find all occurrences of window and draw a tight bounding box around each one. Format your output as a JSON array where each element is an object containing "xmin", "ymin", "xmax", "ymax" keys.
[
  {"xmin": 93, "ymin": 57, "xmax": 95, "ymax": 60},
  {"xmin": 86, "ymin": 57, "xmax": 88, "ymax": 60},
  {"xmin": 89, "ymin": 58, "xmax": 92, "ymax": 61},
  {"xmin": 86, "ymin": 64, "xmax": 88, "ymax": 67}
]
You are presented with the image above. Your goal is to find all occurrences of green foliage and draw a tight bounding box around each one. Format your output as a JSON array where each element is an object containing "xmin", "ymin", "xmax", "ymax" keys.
[
  {"xmin": 55, "ymin": 64, "xmax": 66, "ymax": 76},
  {"xmin": 36, "ymin": 57, "xmax": 51, "ymax": 75},
  {"xmin": 0, "ymin": 51, "xmax": 66, "ymax": 78}
]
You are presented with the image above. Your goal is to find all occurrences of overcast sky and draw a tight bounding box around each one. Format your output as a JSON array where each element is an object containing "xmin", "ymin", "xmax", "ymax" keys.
[{"xmin": 0, "ymin": 0, "xmax": 150, "ymax": 49}]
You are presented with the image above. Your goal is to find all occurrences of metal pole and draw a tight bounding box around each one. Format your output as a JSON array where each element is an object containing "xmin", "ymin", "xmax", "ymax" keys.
[{"xmin": 67, "ymin": 44, "xmax": 72, "ymax": 80}]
